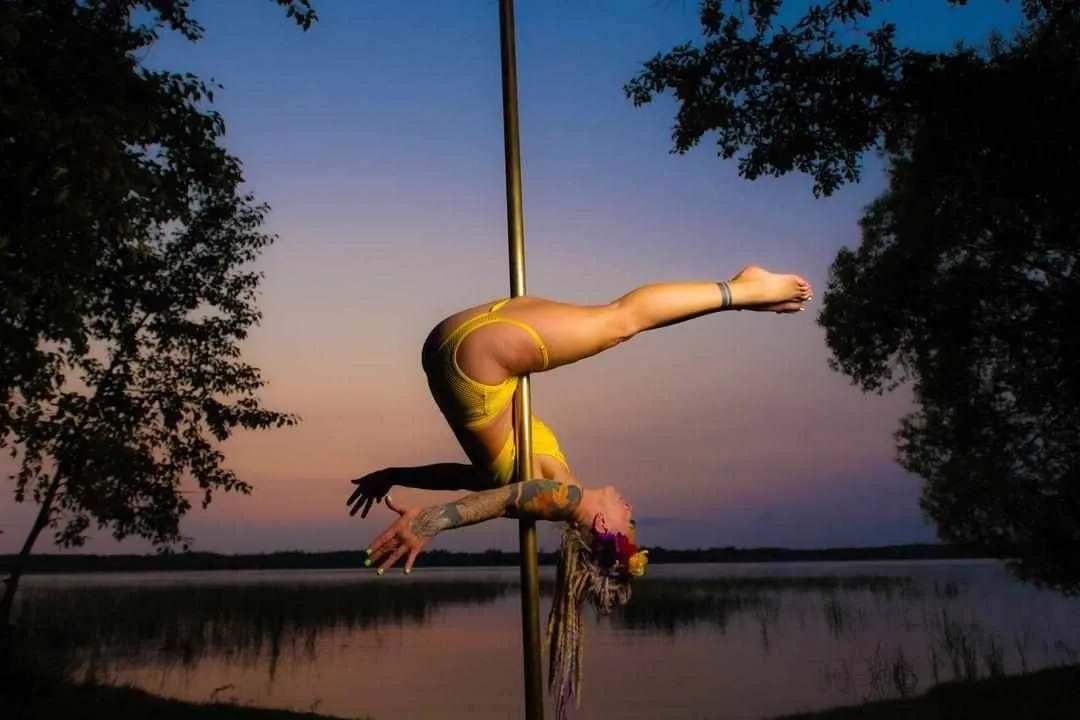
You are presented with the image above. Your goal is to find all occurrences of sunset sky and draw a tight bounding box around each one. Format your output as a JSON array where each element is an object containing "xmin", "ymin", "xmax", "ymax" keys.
[{"xmin": 0, "ymin": 0, "xmax": 1025, "ymax": 556}]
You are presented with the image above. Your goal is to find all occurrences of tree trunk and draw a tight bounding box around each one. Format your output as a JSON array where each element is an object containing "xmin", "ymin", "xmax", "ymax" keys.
[
  {"xmin": 0, "ymin": 469, "xmax": 63, "ymax": 630},
  {"xmin": 2, "ymin": 351, "xmax": 131, "ymax": 632}
]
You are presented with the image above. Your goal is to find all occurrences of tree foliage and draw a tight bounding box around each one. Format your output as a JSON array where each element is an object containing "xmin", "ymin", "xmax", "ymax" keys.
[
  {"xmin": 625, "ymin": 0, "xmax": 1070, "ymax": 196},
  {"xmin": 822, "ymin": 17, "xmax": 1080, "ymax": 594},
  {"xmin": 1, "ymin": 0, "xmax": 314, "ymax": 621},
  {"xmin": 628, "ymin": 1, "xmax": 1080, "ymax": 593}
]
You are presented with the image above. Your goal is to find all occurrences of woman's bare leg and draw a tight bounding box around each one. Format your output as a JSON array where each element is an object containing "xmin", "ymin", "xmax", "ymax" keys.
[
  {"xmin": 445, "ymin": 266, "xmax": 809, "ymax": 472},
  {"xmin": 457, "ymin": 265, "xmax": 812, "ymax": 376}
]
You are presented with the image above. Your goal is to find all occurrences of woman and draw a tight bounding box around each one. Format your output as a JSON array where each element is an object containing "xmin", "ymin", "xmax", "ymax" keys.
[{"xmin": 349, "ymin": 265, "xmax": 812, "ymax": 715}]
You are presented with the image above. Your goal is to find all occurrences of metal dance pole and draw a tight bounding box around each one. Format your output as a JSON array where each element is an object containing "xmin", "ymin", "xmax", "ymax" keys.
[{"xmin": 498, "ymin": 0, "xmax": 544, "ymax": 718}]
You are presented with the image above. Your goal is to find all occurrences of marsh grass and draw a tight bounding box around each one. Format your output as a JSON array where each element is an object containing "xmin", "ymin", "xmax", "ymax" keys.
[
  {"xmin": 919, "ymin": 605, "xmax": 1016, "ymax": 684},
  {"xmin": 12, "ymin": 568, "xmax": 1075, "ymax": 717},
  {"xmin": 865, "ymin": 642, "xmax": 919, "ymax": 701},
  {"xmin": 606, "ymin": 575, "xmax": 915, "ymax": 633},
  {"xmin": 14, "ymin": 578, "xmax": 516, "ymax": 681},
  {"xmin": 12, "ymin": 572, "xmax": 917, "ymax": 677},
  {"xmin": 609, "ymin": 578, "xmax": 779, "ymax": 633},
  {"xmin": 862, "ymin": 583, "xmax": 1080, "ymax": 703}
]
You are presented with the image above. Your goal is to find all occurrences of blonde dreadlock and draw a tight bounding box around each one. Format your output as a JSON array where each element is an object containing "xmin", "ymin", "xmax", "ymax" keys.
[{"xmin": 545, "ymin": 523, "xmax": 633, "ymax": 720}]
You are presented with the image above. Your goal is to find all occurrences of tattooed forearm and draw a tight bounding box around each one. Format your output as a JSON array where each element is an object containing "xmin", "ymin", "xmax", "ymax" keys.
[
  {"xmin": 506, "ymin": 480, "xmax": 583, "ymax": 521},
  {"xmin": 406, "ymin": 480, "xmax": 583, "ymax": 539},
  {"xmin": 408, "ymin": 503, "xmax": 463, "ymax": 539},
  {"xmin": 406, "ymin": 484, "xmax": 512, "ymax": 539}
]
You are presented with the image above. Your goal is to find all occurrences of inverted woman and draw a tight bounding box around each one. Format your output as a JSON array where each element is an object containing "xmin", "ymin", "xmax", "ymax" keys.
[{"xmin": 348, "ymin": 265, "xmax": 812, "ymax": 717}]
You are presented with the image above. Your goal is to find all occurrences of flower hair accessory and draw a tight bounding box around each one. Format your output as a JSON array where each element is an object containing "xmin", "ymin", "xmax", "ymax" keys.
[{"xmin": 590, "ymin": 527, "xmax": 649, "ymax": 579}]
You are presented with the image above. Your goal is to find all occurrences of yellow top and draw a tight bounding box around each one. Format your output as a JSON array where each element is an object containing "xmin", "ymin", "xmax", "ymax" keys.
[{"xmin": 424, "ymin": 299, "xmax": 568, "ymax": 485}]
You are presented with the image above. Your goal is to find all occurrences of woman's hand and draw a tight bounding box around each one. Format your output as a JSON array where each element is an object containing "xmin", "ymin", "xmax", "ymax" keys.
[
  {"xmin": 362, "ymin": 480, "xmax": 586, "ymax": 574},
  {"xmin": 365, "ymin": 497, "xmax": 430, "ymax": 573},
  {"xmin": 347, "ymin": 468, "xmax": 396, "ymax": 519}
]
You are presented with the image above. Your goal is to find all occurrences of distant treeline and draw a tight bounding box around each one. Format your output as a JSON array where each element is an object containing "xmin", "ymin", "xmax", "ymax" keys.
[{"xmin": 1, "ymin": 543, "xmax": 993, "ymax": 575}]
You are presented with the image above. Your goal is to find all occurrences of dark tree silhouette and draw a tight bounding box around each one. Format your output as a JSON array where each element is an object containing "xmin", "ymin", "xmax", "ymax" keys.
[
  {"xmin": 0, "ymin": 0, "xmax": 316, "ymax": 627},
  {"xmin": 626, "ymin": 1, "xmax": 1080, "ymax": 593},
  {"xmin": 625, "ymin": 0, "xmax": 1071, "ymax": 196}
]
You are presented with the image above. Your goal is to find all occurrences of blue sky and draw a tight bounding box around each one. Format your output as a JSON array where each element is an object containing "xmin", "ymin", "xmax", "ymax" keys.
[{"xmin": 0, "ymin": 0, "xmax": 1026, "ymax": 555}]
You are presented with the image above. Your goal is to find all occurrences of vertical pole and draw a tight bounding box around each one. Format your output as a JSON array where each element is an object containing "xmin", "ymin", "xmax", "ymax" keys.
[{"xmin": 498, "ymin": 1, "xmax": 544, "ymax": 718}]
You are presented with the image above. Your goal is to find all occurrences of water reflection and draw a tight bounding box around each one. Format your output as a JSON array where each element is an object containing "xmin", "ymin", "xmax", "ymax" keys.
[
  {"xmin": 17, "ymin": 574, "xmax": 917, "ymax": 671},
  {"xmin": 610, "ymin": 575, "xmax": 915, "ymax": 635},
  {"xmin": 17, "ymin": 578, "xmax": 516, "ymax": 679},
  {"xmin": 14, "ymin": 563, "xmax": 1080, "ymax": 720}
]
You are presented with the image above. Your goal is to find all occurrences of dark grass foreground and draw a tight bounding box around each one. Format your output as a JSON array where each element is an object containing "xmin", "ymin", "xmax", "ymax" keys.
[
  {"xmin": 3, "ymin": 651, "xmax": 1078, "ymax": 720},
  {"xmin": 776, "ymin": 663, "xmax": 1080, "ymax": 720},
  {"xmin": 0, "ymin": 653, "xmax": 368, "ymax": 720},
  {"xmin": 6, "ymin": 684, "xmax": 365, "ymax": 720}
]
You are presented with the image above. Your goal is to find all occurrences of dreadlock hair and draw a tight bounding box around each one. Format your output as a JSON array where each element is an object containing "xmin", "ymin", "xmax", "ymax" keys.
[{"xmin": 545, "ymin": 523, "xmax": 633, "ymax": 720}]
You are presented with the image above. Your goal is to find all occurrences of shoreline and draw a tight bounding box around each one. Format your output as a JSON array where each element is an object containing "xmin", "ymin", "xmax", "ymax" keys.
[
  {"xmin": 3, "ymin": 543, "xmax": 995, "ymax": 576},
  {"xmin": 5, "ymin": 663, "xmax": 1078, "ymax": 720},
  {"xmin": 777, "ymin": 663, "xmax": 1080, "ymax": 719}
]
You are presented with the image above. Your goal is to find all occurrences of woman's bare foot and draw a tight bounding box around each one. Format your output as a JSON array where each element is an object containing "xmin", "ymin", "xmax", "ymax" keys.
[{"xmin": 726, "ymin": 265, "xmax": 812, "ymax": 313}]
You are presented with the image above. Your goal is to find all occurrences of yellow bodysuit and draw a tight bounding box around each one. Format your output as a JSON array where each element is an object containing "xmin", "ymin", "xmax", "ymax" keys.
[{"xmin": 422, "ymin": 299, "xmax": 569, "ymax": 485}]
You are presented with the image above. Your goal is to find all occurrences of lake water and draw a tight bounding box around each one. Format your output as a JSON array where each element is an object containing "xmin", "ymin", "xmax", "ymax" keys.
[{"xmin": 15, "ymin": 560, "xmax": 1080, "ymax": 719}]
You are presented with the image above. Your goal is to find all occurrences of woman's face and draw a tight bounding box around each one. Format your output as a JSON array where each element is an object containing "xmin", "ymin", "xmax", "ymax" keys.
[{"xmin": 595, "ymin": 485, "xmax": 634, "ymax": 539}]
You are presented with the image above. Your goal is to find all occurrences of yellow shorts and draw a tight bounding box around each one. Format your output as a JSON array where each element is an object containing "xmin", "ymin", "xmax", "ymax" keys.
[{"xmin": 422, "ymin": 299, "xmax": 569, "ymax": 485}]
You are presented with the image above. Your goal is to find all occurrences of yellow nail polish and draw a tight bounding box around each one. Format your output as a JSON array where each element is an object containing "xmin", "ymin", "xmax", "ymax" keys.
[
  {"xmin": 404, "ymin": 568, "xmax": 411, "ymax": 575},
  {"xmin": 365, "ymin": 548, "xmax": 372, "ymax": 555},
  {"xmin": 363, "ymin": 558, "xmax": 372, "ymax": 567},
  {"xmin": 376, "ymin": 568, "xmax": 384, "ymax": 576}
]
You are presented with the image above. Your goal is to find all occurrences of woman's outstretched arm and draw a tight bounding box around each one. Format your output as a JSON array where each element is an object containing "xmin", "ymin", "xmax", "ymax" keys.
[
  {"xmin": 364, "ymin": 481, "xmax": 585, "ymax": 572},
  {"xmin": 392, "ymin": 463, "xmax": 493, "ymax": 491},
  {"xmin": 347, "ymin": 463, "xmax": 494, "ymax": 518}
]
